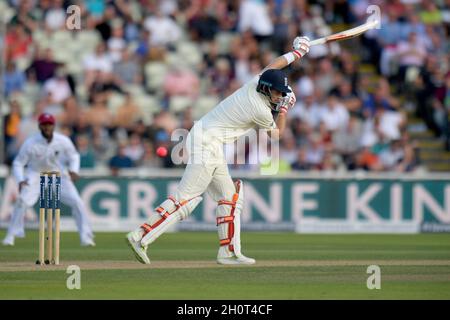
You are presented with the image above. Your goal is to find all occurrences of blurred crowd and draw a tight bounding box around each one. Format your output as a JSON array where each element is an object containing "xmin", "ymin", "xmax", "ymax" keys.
[{"xmin": 1, "ymin": 0, "xmax": 450, "ymax": 175}]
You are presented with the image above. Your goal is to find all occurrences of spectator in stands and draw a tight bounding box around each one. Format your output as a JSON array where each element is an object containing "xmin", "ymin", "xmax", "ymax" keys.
[
  {"xmin": 89, "ymin": 71, "xmax": 124, "ymax": 103},
  {"xmin": 3, "ymin": 99, "xmax": 22, "ymax": 165},
  {"xmin": 319, "ymin": 94, "xmax": 349, "ymax": 132},
  {"xmin": 319, "ymin": 151, "xmax": 338, "ymax": 171},
  {"xmin": 143, "ymin": 8, "xmax": 182, "ymax": 49},
  {"xmin": 114, "ymin": 93, "xmax": 144, "ymax": 131},
  {"xmin": 374, "ymin": 105, "xmax": 406, "ymax": 142},
  {"xmin": 378, "ymin": 139, "xmax": 406, "ymax": 171},
  {"xmin": 76, "ymin": 134, "xmax": 96, "ymax": 169},
  {"xmin": 44, "ymin": 0, "xmax": 66, "ymax": 31},
  {"xmin": 84, "ymin": 0, "xmax": 106, "ymax": 18},
  {"xmin": 209, "ymin": 58, "xmax": 234, "ymax": 98},
  {"xmin": 107, "ymin": 21, "xmax": 127, "ymax": 63},
  {"xmin": 123, "ymin": 133, "xmax": 145, "ymax": 164},
  {"xmin": 57, "ymin": 96, "xmax": 80, "ymax": 129},
  {"xmin": 135, "ymin": 29, "xmax": 151, "ymax": 60},
  {"xmin": 419, "ymin": 1, "xmax": 443, "ymax": 26},
  {"xmin": 5, "ymin": 24, "xmax": 32, "ymax": 62},
  {"xmin": 304, "ymin": 134, "xmax": 325, "ymax": 169},
  {"xmin": 9, "ymin": 0, "xmax": 38, "ymax": 33},
  {"xmin": 291, "ymin": 148, "xmax": 311, "ymax": 171},
  {"xmin": 163, "ymin": 64, "xmax": 200, "ymax": 100},
  {"xmin": 333, "ymin": 115, "xmax": 363, "ymax": 169},
  {"xmin": 92, "ymin": 124, "xmax": 116, "ymax": 163},
  {"xmin": 27, "ymin": 48, "xmax": 60, "ymax": 84},
  {"xmin": 234, "ymin": 47, "xmax": 253, "ymax": 85},
  {"xmin": 330, "ymin": 78, "xmax": 361, "ymax": 115},
  {"xmin": 85, "ymin": 93, "xmax": 114, "ymax": 129},
  {"xmin": 93, "ymin": 5, "xmax": 116, "ymax": 41},
  {"xmin": 43, "ymin": 68, "xmax": 72, "ymax": 105},
  {"xmin": 315, "ymin": 58, "xmax": 336, "ymax": 95},
  {"xmin": 354, "ymin": 146, "xmax": 382, "ymax": 171},
  {"xmin": 396, "ymin": 32, "xmax": 427, "ymax": 86},
  {"xmin": 82, "ymin": 42, "xmax": 113, "ymax": 87},
  {"xmin": 3, "ymin": 61, "xmax": 26, "ymax": 97},
  {"xmin": 139, "ymin": 140, "xmax": 163, "ymax": 168},
  {"xmin": 113, "ymin": 48, "xmax": 142, "ymax": 85},
  {"xmin": 109, "ymin": 143, "xmax": 135, "ymax": 176},
  {"xmin": 71, "ymin": 111, "xmax": 92, "ymax": 141},
  {"xmin": 188, "ymin": 6, "xmax": 220, "ymax": 42},
  {"xmin": 238, "ymin": 0, "xmax": 274, "ymax": 43},
  {"xmin": 362, "ymin": 78, "xmax": 400, "ymax": 117},
  {"xmin": 280, "ymin": 133, "xmax": 298, "ymax": 165}
]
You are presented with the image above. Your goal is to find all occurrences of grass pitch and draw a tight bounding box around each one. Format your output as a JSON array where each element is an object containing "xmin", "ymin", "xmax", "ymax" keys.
[{"xmin": 0, "ymin": 231, "xmax": 450, "ymax": 299}]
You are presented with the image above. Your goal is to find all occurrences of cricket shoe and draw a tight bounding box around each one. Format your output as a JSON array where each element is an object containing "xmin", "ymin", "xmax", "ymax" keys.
[
  {"xmin": 217, "ymin": 252, "xmax": 256, "ymax": 265},
  {"xmin": 126, "ymin": 232, "xmax": 150, "ymax": 264},
  {"xmin": 81, "ymin": 238, "xmax": 96, "ymax": 247},
  {"xmin": 15, "ymin": 230, "xmax": 25, "ymax": 238},
  {"xmin": 2, "ymin": 235, "xmax": 14, "ymax": 246}
]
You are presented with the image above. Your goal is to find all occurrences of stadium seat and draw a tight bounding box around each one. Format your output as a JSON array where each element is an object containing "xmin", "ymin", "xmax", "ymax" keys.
[
  {"xmin": 215, "ymin": 32, "xmax": 236, "ymax": 54},
  {"xmin": 15, "ymin": 56, "xmax": 32, "ymax": 71},
  {"xmin": 107, "ymin": 92, "xmax": 126, "ymax": 113},
  {"xmin": 52, "ymin": 46, "xmax": 73, "ymax": 64},
  {"xmin": 11, "ymin": 93, "xmax": 34, "ymax": 117},
  {"xmin": 123, "ymin": 84, "xmax": 145, "ymax": 96},
  {"xmin": 176, "ymin": 41, "xmax": 202, "ymax": 67},
  {"xmin": 166, "ymin": 52, "xmax": 185, "ymax": 68},
  {"xmin": 0, "ymin": 3, "xmax": 15, "ymax": 24},
  {"xmin": 22, "ymin": 83, "xmax": 40, "ymax": 103},
  {"xmin": 144, "ymin": 62, "xmax": 169, "ymax": 92},
  {"xmin": 76, "ymin": 30, "xmax": 101, "ymax": 51},
  {"xmin": 169, "ymin": 96, "xmax": 193, "ymax": 114},
  {"xmin": 75, "ymin": 84, "xmax": 88, "ymax": 102},
  {"xmin": 134, "ymin": 94, "xmax": 161, "ymax": 124},
  {"xmin": 51, "ymin": 30, "xmax": 73, "ymax": 46},
  {"xmin": 66, "ymin": 60, "xmax": 84, "ymax": 78},
  {"xmin": 32, "ymin": 30, "xmax": 51, "ymax": 49}
]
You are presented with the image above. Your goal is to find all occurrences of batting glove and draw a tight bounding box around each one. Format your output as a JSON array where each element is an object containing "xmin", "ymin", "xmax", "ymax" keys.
[
  {"xmin": 279, "ymin": 88, "xmax": 296, "ymax": 115},
  {"xmin": 292, "ymin": 36, "xmax": 310, "ymax": 58}
]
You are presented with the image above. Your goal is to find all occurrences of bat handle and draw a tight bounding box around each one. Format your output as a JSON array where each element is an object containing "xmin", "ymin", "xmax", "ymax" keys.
[{"xmin": 309, "ymin": 38, "xmax": 326, "ymax": 46}]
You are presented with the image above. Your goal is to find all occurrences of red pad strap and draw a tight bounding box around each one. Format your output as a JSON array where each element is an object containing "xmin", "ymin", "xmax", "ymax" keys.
[
  {"xmin": 140, "ymin": 223, "xmax": 153, "ymax": 236},
  {"xmin": 216, "ymin": 216, "xmax": 234, "ymax": 225},
  {"xmin": 155, "ymin": 197, "xmax": 189, "ymax": 218},
  {"xmin": 218, "ymin": 200, "xmax": 235, "ymax": 207},
  {"xmin": 144, "ymin": 197, "xmax": 191, "ymax": 236},
  {"xmin": 220, "ymin": 238, "xmax": 231, "ymax": 246},
  {"xmin": 217, "ymin": 192, "xmax": 238, "ymax": 252}
]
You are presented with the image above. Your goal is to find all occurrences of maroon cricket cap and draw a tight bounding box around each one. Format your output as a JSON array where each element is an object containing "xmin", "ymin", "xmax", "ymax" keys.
[{"xmin": 38, "ymin": 113, "xmax": 56, "ymax": 125}]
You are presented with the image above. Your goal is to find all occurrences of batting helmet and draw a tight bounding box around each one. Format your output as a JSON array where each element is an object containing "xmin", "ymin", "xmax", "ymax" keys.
[{"xmin": 256, "ymin": 69, "xmax": 291, "ymax": 99}]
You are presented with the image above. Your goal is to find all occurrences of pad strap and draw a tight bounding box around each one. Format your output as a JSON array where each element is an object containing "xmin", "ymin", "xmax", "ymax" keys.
[
  {"xmin": 140, "ymin": 197, "xmax": 188, "ymax": 236},
  {"xmin": 216, "ymin": 187, "xmax": 240, "ymax": 253}
]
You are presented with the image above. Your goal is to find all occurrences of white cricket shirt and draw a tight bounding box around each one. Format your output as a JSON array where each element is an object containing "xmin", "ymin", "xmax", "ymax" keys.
[
  {"xmin": 193, "ymin": 76, "xmax": 276, "ymax": 145},
  {"xmin": 12, "ymin": 132, "xmax": 80, "ymax": 182}
]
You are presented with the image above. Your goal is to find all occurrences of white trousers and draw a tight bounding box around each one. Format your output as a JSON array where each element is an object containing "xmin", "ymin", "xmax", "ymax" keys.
[
  {"xmin": 176, "ymin": 134, "xmax": 236, "ymax": 202},
  {"xmin": 6, "ymin": 173, "xmax": 93, "ymax": 242}
]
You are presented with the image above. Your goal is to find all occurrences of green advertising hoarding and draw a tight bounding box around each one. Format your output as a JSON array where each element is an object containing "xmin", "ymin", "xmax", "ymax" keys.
[{"xmin": 0, "ymin": 175, "xmax": 449, "ymax": 232}]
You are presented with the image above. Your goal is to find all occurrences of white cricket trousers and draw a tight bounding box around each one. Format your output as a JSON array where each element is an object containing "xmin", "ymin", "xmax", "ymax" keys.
[
  {"xmin": 175, "ymin": 132, "xmax": 236, "ymax": 203},
  {"xmin": 6, "ymin": 173, "xmax": 93, "ymax": 242}
]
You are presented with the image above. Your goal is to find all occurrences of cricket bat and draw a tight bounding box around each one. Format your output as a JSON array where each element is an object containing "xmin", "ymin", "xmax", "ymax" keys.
[{"xmin": 310, "ymin": 19, "xmax": 379, "ymax": 46}]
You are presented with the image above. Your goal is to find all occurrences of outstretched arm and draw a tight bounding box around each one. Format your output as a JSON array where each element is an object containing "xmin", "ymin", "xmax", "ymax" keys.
[
  {"xmin": 263, "ymin": 37, "xmax": 310, "ymax": 139},
  {"xmin": 262, "ymin": 36, "xmax": 310, "ymax": 72}
]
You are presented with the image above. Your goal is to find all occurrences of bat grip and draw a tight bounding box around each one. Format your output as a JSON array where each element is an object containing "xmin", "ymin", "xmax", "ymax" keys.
[{"xmin": 309, "ymin": 38, "xmax": 326, "ymax": 46}]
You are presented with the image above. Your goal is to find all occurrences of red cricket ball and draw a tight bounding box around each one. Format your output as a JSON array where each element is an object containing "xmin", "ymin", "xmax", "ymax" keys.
[{"xmin": 156, "ymin": 146, "xmax": 168, "ymax": 157}]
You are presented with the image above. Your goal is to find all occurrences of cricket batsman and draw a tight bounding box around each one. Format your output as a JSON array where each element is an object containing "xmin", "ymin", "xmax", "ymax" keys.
[
  {"xmin": 2, "ymin": 113, "xmax": 95, "ymax": 247},
  {"xmin": 127, "ymin": 36, "xmax": 311, "ymax": 265}
]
